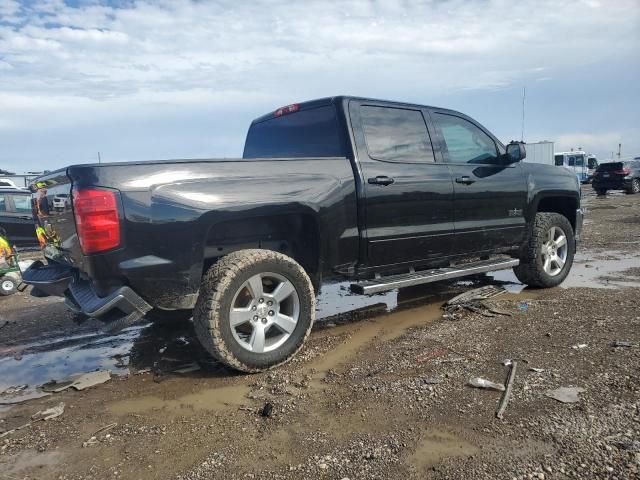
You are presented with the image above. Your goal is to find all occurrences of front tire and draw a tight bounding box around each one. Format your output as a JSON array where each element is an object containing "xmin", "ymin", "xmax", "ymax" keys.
[
  {"xmin": 0, "ymin": 276, "xmax": 18, "ymax": 296},
  {"xmin": 193, "ymin": 249, "xmax": 315, "ymax": 373},
  {"xmin": 514, "ymin": 212, "xmax": 575, "ymax": 288}
]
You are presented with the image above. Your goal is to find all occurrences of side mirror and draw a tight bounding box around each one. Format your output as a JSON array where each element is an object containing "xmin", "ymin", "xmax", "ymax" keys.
[{"xmin": 506, "ymin": 141, "xmax": 526, "ymax": 163}]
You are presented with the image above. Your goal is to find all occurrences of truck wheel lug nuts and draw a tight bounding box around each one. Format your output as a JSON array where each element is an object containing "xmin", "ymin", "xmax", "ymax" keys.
[
  {"xmin": 267, "ymin": 301, "xmax": 273, "ymax": 306},
  {"xmin": 252, "ymin": 306, "xmax": 257, "ymax": 311},
  {"xmin": 253, "ymin": 315, "xmax": 258, "ymax": 321},
  {"xmin": 268, "ymin": 310, "xmax": 274, "ymax": 316},
  {"xmin": 259, "ymin": 298, "xmax": 264, "ymax": 303},
  {"xmin": 261, "ymin": 318, "xmax": 267, "ymax": 324}
]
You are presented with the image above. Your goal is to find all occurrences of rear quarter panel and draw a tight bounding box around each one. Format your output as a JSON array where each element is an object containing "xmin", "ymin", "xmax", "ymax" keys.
[{"xmin": 68, "ymin": 158, "xmax": 357, "ymax": 308}]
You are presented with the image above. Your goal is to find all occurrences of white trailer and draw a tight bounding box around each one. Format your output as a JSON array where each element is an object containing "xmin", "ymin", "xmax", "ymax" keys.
[{"xmin": 523, "ymin": 141, "xmax": 554, "ymax": 165}]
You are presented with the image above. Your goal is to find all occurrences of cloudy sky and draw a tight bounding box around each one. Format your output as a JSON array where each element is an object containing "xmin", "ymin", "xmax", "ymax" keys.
[{"xmin": 0, "ymin": 0, "xmax": 638, "ymax": 173}]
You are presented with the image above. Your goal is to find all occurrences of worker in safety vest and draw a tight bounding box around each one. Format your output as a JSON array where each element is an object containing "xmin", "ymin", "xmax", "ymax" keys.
[{"xmin": 0, "ymin": 227, "xmax": 14, "ymax": 267}]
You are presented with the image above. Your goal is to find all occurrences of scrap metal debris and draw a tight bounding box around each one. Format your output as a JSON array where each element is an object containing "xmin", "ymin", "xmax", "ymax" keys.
[
  {"xmin": 545, "ymin": 387, "xmax": 585, "ymax": 404},
  {"xmin": 41, "ymin": 370, "xmax": 111, "ymax": 393},
  {"xmin": 443, "ymin": 286, "xmax": 510, "ymax": 320},
  {"xmin": 467, "ymin": 377, "xmax": 505, "ymax": 392},
  {"xmin": 32, "ymin": 402, "xmax": 65, "ymax": 421},
  {"xmin": 0, "ymin": 388, "xmax": 51, "ymax": 405},
  {"xmin": 571, "ymin": 344, "xmax": 588, "ymax": 350},
  {"xmin": 1, "ymin": 385, "xmax": 27, "ymax": 395},
  {"xmin": 612, "ymin": 340, "xmax": 638, "ymax": 348},
  {"xmin": 0, "ymin": 402, "xmax": 65, "ymax": 438},
  {"xmin": 82, "ymin": 422, "xmax": 117, "ymax": 448},
  {"xmin": 496, "ymin": 360, "xmax": 518, "ymax": 419}
]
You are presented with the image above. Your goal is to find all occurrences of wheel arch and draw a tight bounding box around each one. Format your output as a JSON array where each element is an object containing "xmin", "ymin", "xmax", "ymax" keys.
[
  {"xmin": 533, "ymin": 194, "xmax": 579, "ymax": 232},
  {"xmin": 202, "ymin": 211, "xmax": 322, "ymax": 289}
]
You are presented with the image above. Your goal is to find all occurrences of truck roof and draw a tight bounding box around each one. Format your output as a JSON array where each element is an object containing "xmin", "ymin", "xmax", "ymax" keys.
[{"xmin": 250, "ymin": 95, "xmax": 459, "ymax": 125}]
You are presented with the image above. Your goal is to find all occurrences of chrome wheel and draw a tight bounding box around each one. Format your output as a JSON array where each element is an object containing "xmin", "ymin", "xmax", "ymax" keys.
[
  {"xmin": 2, "ymin": 280, "xmax": 14, "ymax": 292},
  {"xmin": 229, "ymin": 272, "xmax": 300, "ymax": 353},
  {"xmin": 541, "ymin": 226, "xmax": 568, "ymax": 276}
]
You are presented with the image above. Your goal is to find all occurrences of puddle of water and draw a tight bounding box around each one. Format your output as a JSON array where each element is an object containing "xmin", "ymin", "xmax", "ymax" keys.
[
  {"xmin": 109, "ymin": 384, "xmax": 249, "ymax": 416},
  {"xmin": 487, "ymin": 252, "xmax": 640, "ymax": 290},
  {"xmin": 316, "ymin": 281, "xmax": 399, "ymax": 319},
  {"xmin": 0, "ymin": 325, "xmax": 146, "ymax": 403},
  {"xmin": 408, "ymin": 429, "xmax": 478, "ymax": 471},
  {"xmin": 565, "ymin": 251, "xmax": 640, "ymax": 288}
]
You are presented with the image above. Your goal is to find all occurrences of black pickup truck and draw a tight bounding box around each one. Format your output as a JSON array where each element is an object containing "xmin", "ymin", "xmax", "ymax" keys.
[{"xmin": 23, "ymin": 96, "xmax": 583, "ymax": 372}]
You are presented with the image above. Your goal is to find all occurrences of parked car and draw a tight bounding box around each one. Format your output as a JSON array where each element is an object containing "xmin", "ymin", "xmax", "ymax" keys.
[
  {"xmin": 592, "ymin": 160, "xmax": 640, "ymax": 195},
  {"xmin": 52, "ymin": 193, "xmax": 70, "ymax": 211},
  {"xmin": 22, "ymin": 96, "xmax": 583, "ymax": 372},
  {"xmin": 0, "ymin": 187, "xmax": 39, "ymax": 247}
]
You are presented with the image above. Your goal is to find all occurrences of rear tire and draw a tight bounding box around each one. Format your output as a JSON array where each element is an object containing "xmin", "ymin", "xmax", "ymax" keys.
[
  {"xmin": 514, "ymin": 212, "xmax": 575, "ymax": 288},
  {"xmin": 595, "ymin": 189, "xmax": 607, "ymax": 196},
  {"xmin": 193, "ymin": 249, "xmax": 315, "ymax": 373},
  {"xmin": 0, "ymin": 276, "xmax": 18, "ymax": 296},
  {"xmin": 626, "ymin": 179, "xmax": 640, "ymax": 194}
]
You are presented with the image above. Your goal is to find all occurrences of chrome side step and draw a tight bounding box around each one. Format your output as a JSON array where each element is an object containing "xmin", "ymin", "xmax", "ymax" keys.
[{"xmin": 350, "ymin": 258, "xmax": 519, "ymax": 295}]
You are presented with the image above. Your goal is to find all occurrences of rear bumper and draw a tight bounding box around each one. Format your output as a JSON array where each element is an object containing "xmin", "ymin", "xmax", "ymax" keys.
[
  {"xmin": 22, "ymin": 261, "xmax": 151, "ymax": 321},
  {"xmin": 592, "ymin": 178, "xmax": 632, "ymax": 190}
]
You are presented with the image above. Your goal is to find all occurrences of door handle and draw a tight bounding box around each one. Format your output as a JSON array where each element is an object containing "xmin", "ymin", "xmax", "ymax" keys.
[
  {"xmin": 455, "ymin": 176, "xmax": 475, "ymax": 185},
  {"xmin": 368, "ymin": 176, "xmax": 395, "ymax": 186},
  {"xmin": 19, "ymin": 216, "xmax": 33, "ymax": 220}
]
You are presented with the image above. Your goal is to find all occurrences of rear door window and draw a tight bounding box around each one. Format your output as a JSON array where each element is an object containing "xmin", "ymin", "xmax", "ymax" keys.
[
  {"xmin": 0, "ymin": 195, "xmax": 6, "ymax": 212},
  {"xmin": 360, "ymin": 106, "xmax": 435, "ymax": 163},
  {"xmin": 243, "ymin": 105, "xmax": 344, "ymax": 158},
  {"xmin": 10, "ymin": 194, "xmax": 31, "ymax": 212},
  {"xmin": 555, "ymin": 155, "xmax": 564, "ymax": 166},
  {"xmin": 434, "ymin": 113, "xmax": 498, "ymax": 164}
]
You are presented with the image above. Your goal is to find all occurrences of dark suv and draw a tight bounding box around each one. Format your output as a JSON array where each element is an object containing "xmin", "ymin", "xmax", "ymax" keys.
[
  {"xmin": 0, "ymin": 187, "xmax": 39, "ymax": 247},
  {"xmin": 592, "ymin": 161, "xmax": 640, "ymax": 195}
]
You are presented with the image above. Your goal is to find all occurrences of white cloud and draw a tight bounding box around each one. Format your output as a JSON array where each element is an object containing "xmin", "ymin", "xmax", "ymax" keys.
[{"xmin": 0, "ymin": 0, "xmax": 638, "ymax": 170}]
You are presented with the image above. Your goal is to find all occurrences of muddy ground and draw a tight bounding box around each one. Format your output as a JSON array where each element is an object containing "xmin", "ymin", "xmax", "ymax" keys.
[{"xmin": 1, "ymin": 186, "xmax": 639, "ymax": 480}]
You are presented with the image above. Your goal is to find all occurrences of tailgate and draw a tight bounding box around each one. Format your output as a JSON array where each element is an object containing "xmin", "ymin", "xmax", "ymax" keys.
[{"xmin": 31, "ymin": 169, "xmax": 78, "ymax": 264}]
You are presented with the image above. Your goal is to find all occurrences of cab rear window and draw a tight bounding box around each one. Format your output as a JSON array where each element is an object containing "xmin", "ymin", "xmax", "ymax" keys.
[{"xmin": 243, "ymin": 105, "xmax": 345, "ymax": 159}]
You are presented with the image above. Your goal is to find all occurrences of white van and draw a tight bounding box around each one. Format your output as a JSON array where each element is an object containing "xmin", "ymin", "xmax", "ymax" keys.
[{"xmin": 554, "ymin": 151, "xmax": 599, "ymax": 184}]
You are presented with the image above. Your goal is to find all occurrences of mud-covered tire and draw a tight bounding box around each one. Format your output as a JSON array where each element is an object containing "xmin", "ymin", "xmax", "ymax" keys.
[
  {"xmin": 595, "ymin": 189, "xmax": 607, "ymax": 196},
  {"xmin": 0, "ymin": 276, "xmax": 17, "ymax": 296},
  {"xmin": 193, "ymin": 249, "xmax": 315, "ymax": 373},
  {"xmin": 514, "ymin": 212, "xmax": 575, "ymax": 288},
  {"xmin": 145, "ymin": 308, "xmax": 193, "ymax": 326}
]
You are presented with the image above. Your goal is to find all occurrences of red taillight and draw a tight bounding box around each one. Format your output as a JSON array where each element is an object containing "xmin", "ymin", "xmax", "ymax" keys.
[
  {"xmin": 73, "ymin": 188, "xmax": 121, "ymax": 254},
  {"xmin": 592, "ymin": 171, "xmax": 599, "ymax": 176},
  {"xmin": 614, "ymin": 167, "xmax": 631, "ymax": 175},
  {"xmin": 274, "ymin": 103, "xmax": 300, "ymax": 117}
]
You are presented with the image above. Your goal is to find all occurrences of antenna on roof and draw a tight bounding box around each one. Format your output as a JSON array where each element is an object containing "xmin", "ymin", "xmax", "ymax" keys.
[
  {"xmin": 98, "ymin": 152, "xmax": 102, "ymax": 164},
  {"xmin": 520, "ymin": 87, "xmax": 526, "ymax": 142}
]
